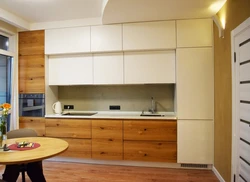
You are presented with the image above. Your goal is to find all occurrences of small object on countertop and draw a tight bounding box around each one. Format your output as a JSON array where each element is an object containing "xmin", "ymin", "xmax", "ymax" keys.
[{"xmin": 3, "ymin": 144, "xmax": 9, "ymax": 151}]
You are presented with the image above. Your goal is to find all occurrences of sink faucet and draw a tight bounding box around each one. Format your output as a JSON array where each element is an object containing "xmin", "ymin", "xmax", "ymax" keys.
[{"xmin": 148, "ymin": 97, "xmax": 156, "ymax": 113}]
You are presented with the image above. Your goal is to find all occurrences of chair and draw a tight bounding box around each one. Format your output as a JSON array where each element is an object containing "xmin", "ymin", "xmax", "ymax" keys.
[{"xmin": 7, "ymin": 128, "xmax": 38, "ymax": 182}]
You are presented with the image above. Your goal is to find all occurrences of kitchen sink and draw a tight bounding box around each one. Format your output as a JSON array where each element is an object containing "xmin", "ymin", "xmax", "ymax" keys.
[
  {"xmin": 62, "ymin": 112, "xmax": 97, "ymax": 116},
  {"xmin": 140, "ymin": 112, "xmax": 165, "ymax": 117}
]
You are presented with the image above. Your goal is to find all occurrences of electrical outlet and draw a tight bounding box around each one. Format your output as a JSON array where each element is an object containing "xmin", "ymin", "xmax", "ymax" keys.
[
  {"xmin": 64, "ymin": 105, "xmax": 74, "ymax": 109},
  {"xmin": 109, "ymin": 105, "xmax": 120, "ymax": 110}
]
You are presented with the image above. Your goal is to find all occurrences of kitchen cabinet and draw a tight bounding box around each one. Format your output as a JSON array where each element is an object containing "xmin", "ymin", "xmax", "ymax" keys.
[
  {"xmin": 177, "ymin": 120, "xmax": 214, "ymax": 164},
  {"xmin": 18, "ymin": 30, "xmax": 45, "ymax": 93},
  {"xmin": 45, "ymin": 26, "xmax": 90, "ymax": 55},
  {"xmin": 45, "ymin": 118, "xmax": 92, "ymax": 158},
  {"xmin": 176, "ymin": 48, "xmax": 213, "ymax": 119},
  {"xmin": 91, "ymin": 24, "xmax": 122, "ymax": 52},
  {"xmin": 123, "ymin": 120, "xmax": 177, "ymax": 162},
  {"xmin": 19, "ymin": 55, "xmax": 45, "ymax": 93},
  {"xmin": 176, "ymin": 19, "xmax": 213, "ymax": 47},
  {"xmin": 45, "ymin": 118, "xmax": 91, "ymax": 138},
  {"xmin": 93, "ymin": 53, "xmax": 123, "ymax": 84},
  {"xmin": 124, "ymin": 50, "xmax": 175, "ymax": 84},
  {"xmin": 19, "ymin": 30, "xmax": 44, "ymax": 56},
  {"xmin": 92, "ymin": 119, "xmax": 123, "ymax": 160},
  {"xmin": 19, "ymin": 117, "xmax": 45, "ymax": 136},
  {"xmin": 48, "ymin": 54, "xmax": 93, "ymax": 85},
  {"xmin": 123, "ymin": 21, "xmax": 176, "ymax": 50}
]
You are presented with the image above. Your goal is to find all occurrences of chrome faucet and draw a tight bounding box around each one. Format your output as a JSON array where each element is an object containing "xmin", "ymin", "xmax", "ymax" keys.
[{"xmin": 148, "ymin": 97, "xmax": 156, "ymax": 113}]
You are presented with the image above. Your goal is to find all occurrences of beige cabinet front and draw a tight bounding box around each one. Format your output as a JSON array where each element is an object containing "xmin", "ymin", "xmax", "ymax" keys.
[{"xmin": 124, "ymin": 50, "xmax": 175, "ymax": 84}]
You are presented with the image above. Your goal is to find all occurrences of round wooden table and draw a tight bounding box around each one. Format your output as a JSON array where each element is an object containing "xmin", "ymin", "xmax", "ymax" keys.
[{"xmin": 0, "ymin": 137, "xmax": 68, "ymax": 165}]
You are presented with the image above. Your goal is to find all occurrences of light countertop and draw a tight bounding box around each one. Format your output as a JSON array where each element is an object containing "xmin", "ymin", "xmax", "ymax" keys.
[{"xmin": 45, "ymin": 111, "xmax": 177, "ymax": 120}]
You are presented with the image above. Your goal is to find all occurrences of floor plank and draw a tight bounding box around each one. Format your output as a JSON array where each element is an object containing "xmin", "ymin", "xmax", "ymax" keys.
[{"xmin": 0, "ymin": 161, "xmax": 219, "ymax": 182}]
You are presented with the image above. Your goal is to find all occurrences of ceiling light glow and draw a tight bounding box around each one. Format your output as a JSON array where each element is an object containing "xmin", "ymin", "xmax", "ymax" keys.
[{"xmin": 209, "ymin": 0, "xmax": 227, "ymax": 13}]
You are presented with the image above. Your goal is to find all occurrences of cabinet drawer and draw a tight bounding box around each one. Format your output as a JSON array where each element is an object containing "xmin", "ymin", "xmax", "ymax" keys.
[
  {"xmin": 124, "ymin": 120, "xmax": 177, "ymax": 141},
  {"xmin": 45, "ymin": 119, "xmax": 91, "ymax": 138},
  {"xmin": 124, "ymin": 141, "xmax": 177, "ymax": 162},
  {"xmin": 92, "ymin": 119, "xmax": 122, "ymax": 139},
  {"xmin": 19, "ymin": 117, "xmax": 45, "ymax": 136},
  {"xmin": 92, "ymin": 139, "xmax": 123, "ymax": 160},
  {"xmin": 59, "ymin": 138, "xmax": 91, "ymax": 158}
]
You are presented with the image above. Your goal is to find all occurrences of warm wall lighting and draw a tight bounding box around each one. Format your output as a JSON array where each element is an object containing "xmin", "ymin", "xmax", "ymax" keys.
[
  {"xmin": 209, "ymin": 0, "xmax": 227, "ymax": 13},
  {"xmin": 213, "ymin": 15, "xmax": 225, "ymax": 38}
]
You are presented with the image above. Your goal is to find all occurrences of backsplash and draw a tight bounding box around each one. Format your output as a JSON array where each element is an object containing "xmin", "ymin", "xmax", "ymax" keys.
[{"xmin": 58, "ymin": 84, "xmax": 175, "ymax": 112}]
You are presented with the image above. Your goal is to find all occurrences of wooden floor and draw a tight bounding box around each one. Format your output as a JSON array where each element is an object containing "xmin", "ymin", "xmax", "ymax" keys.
[{"xmin": 0, "ymin": 161, "xmax": 219, "ymax": 182}]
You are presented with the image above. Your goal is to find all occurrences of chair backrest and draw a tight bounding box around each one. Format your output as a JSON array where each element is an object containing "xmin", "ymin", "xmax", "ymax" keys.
[{"xmin": 7, "ymin": 128, "xmax": 38, "ymax": 139}]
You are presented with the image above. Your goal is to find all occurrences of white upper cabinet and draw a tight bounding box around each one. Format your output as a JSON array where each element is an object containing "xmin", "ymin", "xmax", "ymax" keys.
[
  {"xmin": 177, "ymin": 19, "xmax": 213, "ymax": 47},
  {"xmin": 93, "ymin": 53, "xmax": 123, "ymax": 84},
  {"xmin": 123, "ymin": 21, "xmax": 176, "ymax": 51},
  {"xmin": 176, "ymin": 48, "xmax": 214, "ymax": 119},
  {"xmin": 48, "ymin": 54, "xmax": 93, "ymax": 85},
  {"xmin": 124, "ymin": 50, "xmax": 175, "ymax": 84},
  {"xmin": 45, "ymin": 27, "xmax": 90, "ymax": 55},
  {"xmin": 91, "ymin": 24, "xmax": 122, "ymax": 52}
]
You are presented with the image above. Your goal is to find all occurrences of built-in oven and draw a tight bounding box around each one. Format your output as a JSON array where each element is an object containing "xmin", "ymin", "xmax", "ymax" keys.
[{"xmin": 19, "ymin": 93, "xmax": 45, "ymax": 117}]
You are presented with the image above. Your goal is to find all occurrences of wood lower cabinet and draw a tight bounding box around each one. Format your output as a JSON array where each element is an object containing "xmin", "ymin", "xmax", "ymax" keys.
[
  {"xmin": 124, "ymin": 120, "xmax": 177, "ymax": 162},
  {"xmin": 59, "ymin": 138, "xmax": 91, "ymax": 158},
  {"xmin": 45, "ymin": 119, "xmax": 91, "ymax": 138},
  {"xmin": 92, "ymin": 119, "xmax": 123, "ymax": 160},
  {"xmin": 19, "ymin": 117, "xmax": 45, "ymax": 136},
  {"xmin": 124, "ymin": 141, "xmax": 177, "ymax": 162},
  {"xmin": 92, "ymin": 138, "xmax": 123, "ymax": 160}
]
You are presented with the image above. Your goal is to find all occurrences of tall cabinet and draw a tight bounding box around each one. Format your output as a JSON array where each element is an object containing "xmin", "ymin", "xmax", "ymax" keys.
[
  {"xmin": 18, "ymin": 30, "xmax": 45, "ymax": 135},
  {"xmin": 176, "ymin": 19, "xmax": 214, "ymax": 164}
]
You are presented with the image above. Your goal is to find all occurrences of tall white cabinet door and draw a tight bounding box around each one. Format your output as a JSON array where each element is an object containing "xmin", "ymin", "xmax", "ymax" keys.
[
  {"xmin": 177, "ymin": 120, "xmax": 214, "ymax": 164},
  {"xmin": 123, "ymin": 21, "xmax": 176, "ymax": 50},
  {"xmin": 177, "ymin": 19, "xmax": 213, "ymax": 47},
  {"xmin": 45, "ymin": 27, "xmax": 90, "ymax": 54},
  {"xmin": 91, "ymin": 24, "xmax": 122, "ymax": 52},
  {"xmin": 176, "ymin": 48, "xmax": 214, "ymax": 119},
  {"xmin": 93, "ymin": 53, "xmax": 123, "ymax": 84},
  {"xmin": 124, "ymin": 50, "xmax": 175, "ymax": 84},
  {"xmin": 48, "ymin": 54, "xmax": 93, "ymax": 85}
]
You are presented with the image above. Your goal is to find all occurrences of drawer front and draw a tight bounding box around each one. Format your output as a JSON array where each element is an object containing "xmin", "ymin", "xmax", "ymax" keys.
[
  {"xmin": 124, "ymin": 120, "xmax": 177, "ymax": 141},
  {"xmin": 59, "ymin": 138, "xmax": 91, "ymax": 158},
  {"xmin": 92, "ymin": 119, "xmax": 122, "ymax": 139},
  {"xmin": 45, "ymin": 119, "xmax": 91, "ymax": 138},
  {"xmin": 124, "ymin": 141, "xmax": 177, "ymax": 162},
  {"xmin": 92, "ymin": 139, "xmax": 123, "ymax": 160},
  {"xmin": 19, "ymin": 117, "xmax": 45, "ymax": 136}
]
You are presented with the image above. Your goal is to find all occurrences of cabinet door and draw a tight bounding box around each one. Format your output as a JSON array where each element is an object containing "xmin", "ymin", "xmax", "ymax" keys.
[
  {"xmin": 92, "ymin": 139, "xmax": 123, "ymax": 160},
  {"xmin": 19, "ymin": 55, "xmax": 45, "ymax": 93},
  {"xmin": 45, "ymin": 27, "xmax": 90, "ymax": 54},
  {"xmin": 124, "ymin": 141, "xmax": 177, "ymax": 162},
  {"xmin": 45, "ymin": 119, "xmax": 91, "ymax": 138},
  {"xmin": 177, "ymin": 19, "xmax": 213, "ymax": 47},
  {"xmin": 59, "ymin": 138, "xmax": 91, "ymax": 158},
  {"xmin": 176, "ymin": 48, "xmax": 214, "ymax": 119},
  {"xmin": 93, "ymin": 53, "xmax": 123, "ymax": 84},
  {"xmin": 123, "ymin": 21, "xmax": 176, "ymax": 50},
  {"xmin": 19, "ymin": 30, "xmax": 44, "ymax": 56},
  {"xmin": 91, "ymin": 24, "xmax": 122, "ymax": 52},
  {"xmin": 124, "ymin": 120, "xmax": 177, "ymax": 141},
  {"xmin": 177, "ymin": 120, "xmax": 214, "ymax": 164},
  {"xmin": 92, "ymin": 119, "xmax": 123, "ymax": 139},
  {"xmin": 124, "ymin": 51, "xmax": 175, "ymax": 84},
  {"xmin": 19, "ymin": 117, "xmax": 45, "ymax": 136},
  {"xmin": 48, "ymin": 54, "xmax": 93, "ymax": 85}
]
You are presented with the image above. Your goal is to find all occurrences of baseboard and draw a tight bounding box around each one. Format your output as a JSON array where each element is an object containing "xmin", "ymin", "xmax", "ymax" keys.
[{"xmin": 212, "ymin": 166, "xmax": 225, "ymax": 182}]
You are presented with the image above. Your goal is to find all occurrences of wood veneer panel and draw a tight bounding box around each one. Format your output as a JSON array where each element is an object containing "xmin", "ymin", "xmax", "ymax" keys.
[
  {"xmin": 19, "ymin": 117, "xmax": 45, "ymax": 136},
  {"xmin": 124, "ymin": 120, "xmax": 177, "ymax": 141},
  {"xmin": 19, "ymin": 30, "xmax": 44, "ymax": 56},
  {"xmin": 45, "ymin": 119, "xmax": 91, "ymax": 138}
]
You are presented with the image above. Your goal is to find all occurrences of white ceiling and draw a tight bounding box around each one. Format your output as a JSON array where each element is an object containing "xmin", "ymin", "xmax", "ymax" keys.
[{"xmin": 0, "ymin": 0, "xmax": 226, "ymax": 29}]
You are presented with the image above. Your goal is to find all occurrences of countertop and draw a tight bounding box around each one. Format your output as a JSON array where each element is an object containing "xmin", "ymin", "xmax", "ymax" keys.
[{"xmin": 45, "ymin": 111, "xmax": 177, "ymax": 120}]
